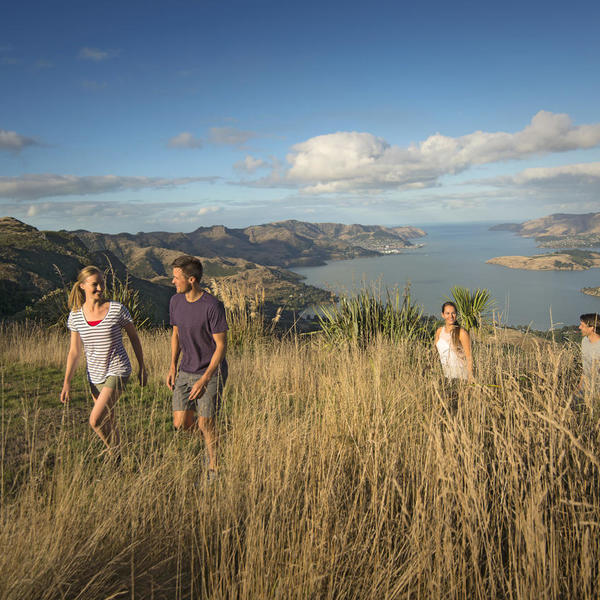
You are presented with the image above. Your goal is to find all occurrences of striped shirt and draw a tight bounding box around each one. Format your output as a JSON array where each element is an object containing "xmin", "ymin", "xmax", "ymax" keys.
[{"xmin": 67, "ymin": 302, "xmax": 133, "ymax": 384}]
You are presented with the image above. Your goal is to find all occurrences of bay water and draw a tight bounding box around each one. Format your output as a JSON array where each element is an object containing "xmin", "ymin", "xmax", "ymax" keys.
[{"xmin": 292, "ymin": 223, "xmax": 600, "ymax": 330}]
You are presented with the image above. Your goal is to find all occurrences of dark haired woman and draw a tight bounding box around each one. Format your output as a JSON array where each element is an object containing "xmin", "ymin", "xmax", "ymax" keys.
[
  {"xmin": 60, "ymin": 266, "xmax": 147, "ymax": 457},
  {"xmin": 434, "ymin": 301, "xmax": 473, "ymax": 381}
]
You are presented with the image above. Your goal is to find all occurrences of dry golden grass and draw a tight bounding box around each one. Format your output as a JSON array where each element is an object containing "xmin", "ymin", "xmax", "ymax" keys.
[{"xmin": 0, "ymin": 322, "xmax": 598, "ymax": 599}]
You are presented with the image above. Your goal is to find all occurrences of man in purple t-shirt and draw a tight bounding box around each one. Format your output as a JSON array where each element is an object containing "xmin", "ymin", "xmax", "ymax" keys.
[{"xmin": 166, "ymin": 255, "xmax": 228, "ymax": 476}]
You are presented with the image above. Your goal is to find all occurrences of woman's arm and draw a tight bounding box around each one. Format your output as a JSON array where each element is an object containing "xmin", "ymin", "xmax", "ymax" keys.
[
  {"xmin": 459, "ymin": 328, "xmax": 473, "ymax": 379},
  {"xmin": 124, "ymin": 322, "xmax": 147, "ymax": 386},
  {"xmin": 60, "ymin": 331, "xmax": 83, "ymax": 403}
]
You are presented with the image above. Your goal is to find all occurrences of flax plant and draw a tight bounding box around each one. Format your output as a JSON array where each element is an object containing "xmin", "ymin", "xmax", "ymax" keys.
[
  {"xmin": 316, "ymin": 282, "xmax": 433, "ymax": 345},
  {"xmin": 447, "ymin": 285, "xmax": 495, "ymax": 331}
]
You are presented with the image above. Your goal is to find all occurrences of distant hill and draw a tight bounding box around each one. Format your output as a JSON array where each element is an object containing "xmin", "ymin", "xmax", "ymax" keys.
[
  {"xmin": 490, "ymin": 213, "xmax": 600, "ymax": 248},
  {"xmin": 73, "ymin": 220, "xmax": 425, "ymax": 272},
  {"xmin": 0, "ymin": 217, "xmax": 89, "ymax": 316},
  {"xmin": 1, "ymin": 218, "xmax": 357, "ymax": 321},
  {"xmin": 0, "ymin": 217, "xmax": 175, "ymax": 321}
]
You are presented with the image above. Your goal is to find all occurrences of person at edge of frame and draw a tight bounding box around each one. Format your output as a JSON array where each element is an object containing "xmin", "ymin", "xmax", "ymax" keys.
[{"xmin": 576, "ymin": 313, "xmax": 600, "ymax": 410}]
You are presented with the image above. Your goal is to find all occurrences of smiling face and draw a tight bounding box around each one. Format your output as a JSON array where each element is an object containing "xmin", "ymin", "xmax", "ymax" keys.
[
  {"xmin": 80, "ymin": 272, "xmax": 104, "ymax": 301},
  {"xmin": 442, "ymin": 304, "xmax": 458, "ymax": 327},
  {"xmin": 172, "ymin": 267, "xmax": 194, "ymax": 294}
]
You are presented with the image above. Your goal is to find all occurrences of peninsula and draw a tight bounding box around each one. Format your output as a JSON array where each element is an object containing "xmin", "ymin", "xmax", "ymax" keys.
[
  {"xmin": 488, "ymin": 212, "xmax": 600, "ymax": 275},
  {"xmin": 491, "ymin": 212, "xmax": 600, "ymax": 248},
  {"xmin": 487, "ymin": 250, "xmax": 600, "ymax": 271},
  {"xmin": 582, "ymin": 286, "xmax": 600, "ymax": 297}
]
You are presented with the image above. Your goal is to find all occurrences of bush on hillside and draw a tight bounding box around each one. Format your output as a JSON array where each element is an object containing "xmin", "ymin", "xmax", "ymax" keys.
[{"xmin": 315, "ymin": 282, "xmax": 435, "ymax": 346}]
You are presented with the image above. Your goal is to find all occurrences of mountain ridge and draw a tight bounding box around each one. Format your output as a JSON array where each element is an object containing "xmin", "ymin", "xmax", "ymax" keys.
[{"xmin": 0, "ymin": 217, "xmax": 424, "ymax": 321}]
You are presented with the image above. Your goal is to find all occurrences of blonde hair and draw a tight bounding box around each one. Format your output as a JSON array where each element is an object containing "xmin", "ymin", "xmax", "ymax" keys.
[{"xmin": 68, "ymin": 266, "xmax": 104, "ymax": 310}]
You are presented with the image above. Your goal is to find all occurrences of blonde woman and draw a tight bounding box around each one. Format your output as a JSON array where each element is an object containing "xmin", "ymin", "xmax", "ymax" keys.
[
  {"xmin": 434, "ymin": 301, "xmax": 473, "ymax": 381},
  {"xmin": 60, "ymin": 266, "xmax": 147, "ymax": 457}
]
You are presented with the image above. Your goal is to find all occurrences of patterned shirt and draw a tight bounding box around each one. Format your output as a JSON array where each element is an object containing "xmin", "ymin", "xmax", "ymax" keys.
[{"xmin": 67, "ymin": 301, "xmax": 133, "ymax": 384}]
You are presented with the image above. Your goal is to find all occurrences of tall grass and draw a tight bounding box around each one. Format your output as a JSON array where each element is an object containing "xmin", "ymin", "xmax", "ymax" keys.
[
  {"xmin": 209, "ymin": 279, "xmax": 282, "ymax": 349},
  {"xmin": 0, "ymin": 322, "xmax": 598, "ymax": 599},
  {"xmin": 19, "ymin": 263, "xmax": 152, "ymax": 329}
]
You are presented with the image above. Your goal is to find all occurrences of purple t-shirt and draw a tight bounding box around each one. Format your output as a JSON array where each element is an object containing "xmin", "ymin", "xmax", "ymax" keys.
[{"xmin": 169, "ymin": 291, "xmax": 228, "ymax": 374}]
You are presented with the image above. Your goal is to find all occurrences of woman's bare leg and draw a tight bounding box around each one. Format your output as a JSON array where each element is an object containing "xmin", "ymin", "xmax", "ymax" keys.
[{"xmin": 89, "ymin": 386, "xmax": 121, "ymax": 453}]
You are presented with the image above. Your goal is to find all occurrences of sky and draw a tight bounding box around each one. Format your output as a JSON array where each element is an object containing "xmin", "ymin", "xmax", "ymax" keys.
[{"xmin": 1, "ymin": 0, "xmax": 600, "ymax": 233}]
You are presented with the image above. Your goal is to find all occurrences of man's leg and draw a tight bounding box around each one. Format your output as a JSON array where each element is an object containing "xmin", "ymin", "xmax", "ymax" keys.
[
  {"xmin": 197, "ymin": 416, "xmax": 218, "ymax": 470},
  {"xmin": 172, "ymin": 372, "xmax": 196, "ymax": 430},
  {"xmin": 173, "ymin": 409, "xmax": 196, "ymax": 430},
  {"xmin": 196, "ymin": 371, "xmax": 225, "ymax": 471}
]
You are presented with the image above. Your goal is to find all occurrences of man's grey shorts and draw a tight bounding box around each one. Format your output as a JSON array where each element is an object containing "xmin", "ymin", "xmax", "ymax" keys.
[{"xmin": 172, "ymin": 369, "xmax": 227, "ymax": 418}]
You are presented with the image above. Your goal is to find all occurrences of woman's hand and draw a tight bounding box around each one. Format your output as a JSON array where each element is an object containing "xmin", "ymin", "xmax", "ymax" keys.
[
  {"xmin": 60, "ymin": 382, "xmax": 71, "ymax": 403},
  {"xmin": 138, "ymin": 366, "xmax": 148, "ymax": 387}
]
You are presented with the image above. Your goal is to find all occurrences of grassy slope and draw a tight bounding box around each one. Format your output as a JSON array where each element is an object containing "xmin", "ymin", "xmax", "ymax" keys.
[{"xmin": 0, "ymin": 324, "xmax": 598, "ymax": 599}]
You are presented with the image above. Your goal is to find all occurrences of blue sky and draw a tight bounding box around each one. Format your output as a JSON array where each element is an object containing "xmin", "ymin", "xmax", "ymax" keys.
[{"xmin": 1, "ymin": 0, "xmax": 599, "ymax": 233}]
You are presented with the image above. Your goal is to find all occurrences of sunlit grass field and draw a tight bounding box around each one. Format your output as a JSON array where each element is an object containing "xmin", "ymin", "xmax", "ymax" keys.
[{"xmin": 0, "ymin": 321, "xmax": 598, "ymax": 599}]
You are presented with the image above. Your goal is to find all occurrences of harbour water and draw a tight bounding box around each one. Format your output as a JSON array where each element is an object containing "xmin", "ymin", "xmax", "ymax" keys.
[{"xmin": 292, "ymin": 223, "xmax": 600, "ymax": 330}]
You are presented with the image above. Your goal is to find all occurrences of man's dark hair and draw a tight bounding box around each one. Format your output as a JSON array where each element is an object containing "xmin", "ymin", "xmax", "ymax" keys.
[
  {"xmin": 172, "ymin": 255, "xmax": 203, "ymax": 282},
  {"xmin": 580, "ymin": 313, "xmax": 600, "ymax": 335}
]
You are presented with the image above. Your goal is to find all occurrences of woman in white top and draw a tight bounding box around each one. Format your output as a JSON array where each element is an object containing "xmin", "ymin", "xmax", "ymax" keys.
[
  {"xmin": 60, "ymin": 266, "xmax": 147, "ymax": 457},
  {"xmin": 434, "ymin": 301, "xmax": 473, "ymax": 381}
]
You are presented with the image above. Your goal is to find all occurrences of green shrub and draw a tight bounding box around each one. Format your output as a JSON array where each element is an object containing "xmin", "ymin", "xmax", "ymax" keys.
[
  {"xmin": 446, "ymin": 285, "xmax": 495, "ymax": 331},
  {"xmin": 316, "ymin": 282, "xmax": 434, "ymax": 345}
]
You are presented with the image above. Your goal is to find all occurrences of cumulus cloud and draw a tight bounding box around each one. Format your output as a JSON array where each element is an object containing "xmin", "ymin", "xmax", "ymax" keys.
[
  {"xmin": 79, "ymin": 47, "xmax": 119, "ymax": 61},
  {"xmin": 0, "ymin": 129, "xmax": 39, "ymax": 152},
  {"xmin": 249, "ymin": 111, "xmax": 600, "ymax": 194},
  {"xmin": 233, "ymin": 155, "xmax": 268, "ymax": 173},
  {"xmin": 0, "ymin": 174, "xmax": 220, "ymax": 200},
  {"xmin": 209, "ymin": 127, "xmax": 257, "ymax": 148},
  {"xmin": 167, "ymin": 132, "xmax": 203, "ymax": 149}
]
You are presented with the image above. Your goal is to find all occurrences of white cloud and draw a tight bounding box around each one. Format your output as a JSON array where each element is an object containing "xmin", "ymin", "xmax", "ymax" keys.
[
  {"xmin": 4, "ymin": 200, "xmax": 229, "ymax": 233},
  {"xmin": 167, "ymin": 132, "xmax": 203, "ymax": 149},
  {"xmin": 233, "ymin": 155, "xmax": 267, "ymax": 173},
  {"xmin": 209, "ymin": 127, "xmax": 257, "ymax": 148},
  {"xmin": 247, "ymin": 111, "xmax": 600, "ymax": 194},
  {"xmin": 0, "ymin": 129, "xmax": 39, "ymax": 152},
  {"xmin": 480, "ymin": 162, "xmax": 600, "ymax": 194},
  {"xmin": 509, "ymin": 162, "xmax": 600, "ymax": 185},
  {"xmin": 0, "ymin": 174, "xmax": 220, "ymax": 200},
  {"xmin": 197, "ymin": 205, "xmax": 223, "ymax": 215},
  {"xmin": 79, "ymin": 47, "xmax": 119, "ymax": 61}
]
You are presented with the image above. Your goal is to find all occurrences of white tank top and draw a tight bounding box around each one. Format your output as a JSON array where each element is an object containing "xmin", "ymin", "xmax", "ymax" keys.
[{"xmin": 436, "ymin": 328, "xmax": 468, "ymax": 380}]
